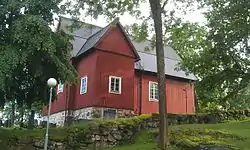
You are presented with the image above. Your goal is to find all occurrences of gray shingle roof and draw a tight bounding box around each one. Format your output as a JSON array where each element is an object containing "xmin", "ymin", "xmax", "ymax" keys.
[
  {"xmin": 58, "ymin": 16, "xmax": 197, "ymax": 81},
  {"xmin": 59, "ymin": 16, "xmax": 102, "ymax": 57},
  {"xmin": 76, "ymin": 25, "xmax": 110, "ymax": 56},
  {"xmin": 135, "ymin": 52, "xmax": 197, "ymax": 80},
  {"xmin": 71, "ymin": 36, "xmax": 87, "ymax": 57}
]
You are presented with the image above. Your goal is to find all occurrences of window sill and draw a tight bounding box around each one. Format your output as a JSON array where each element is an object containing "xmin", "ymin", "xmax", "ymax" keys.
[
  {"xmin": 109, "ymin": 91, "xmax": 121, "ymax": 95},
  {"xmin": 149, "ymin": 99, "xmax": 159, "ymax": 102}
]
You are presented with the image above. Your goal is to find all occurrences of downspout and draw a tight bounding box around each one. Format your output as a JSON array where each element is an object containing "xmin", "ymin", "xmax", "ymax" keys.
[
  {"xmin": 64, "ymin": 83, "xmax": 69, "ymax": 126},
  {"xmin": 185, "ymin": 88, "xmax": 188, "ymax": 113},
  {"xmin": 138, "ymin": 72, "xmax": 143, "ymax": 115},
  {"xmin": 137, "ymin": 61, "xmax": 144, "ymax": 115},
  {"xmin": 194, "ymin": 87, "xmax": 198, "ymax": 112}
]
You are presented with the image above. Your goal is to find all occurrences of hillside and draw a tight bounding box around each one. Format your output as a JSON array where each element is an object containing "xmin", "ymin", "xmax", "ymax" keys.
[
  {"xmin": 0, "ymin": 111, "xmax": 250, "ymax": 150},
  {"xmin": 101, "ymin": 120, "xmax": 250, "ymax": 150}
]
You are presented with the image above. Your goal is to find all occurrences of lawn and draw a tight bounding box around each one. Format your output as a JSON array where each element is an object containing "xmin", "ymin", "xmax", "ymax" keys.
[{"xmin": 100, "ymin": 120, "xmax": 250, "ymax": 150}]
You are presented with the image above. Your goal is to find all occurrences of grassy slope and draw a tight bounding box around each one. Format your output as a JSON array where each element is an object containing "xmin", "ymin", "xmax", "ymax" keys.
[
  {"xmin": 0, "ymin": 120, "xmax": 249, "ymax": 150},
  {"xmin": 100, "ymin": 120, "xmax": 250, "ymax": 150},
  {"xmin": 175, "ymin": 120, "xmax": 250, "ymax": 149}
]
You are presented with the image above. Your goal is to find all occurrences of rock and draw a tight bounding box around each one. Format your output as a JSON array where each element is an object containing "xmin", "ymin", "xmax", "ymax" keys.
[
  {"xmin": 113, "ymin": 133, "xmax": 122, "ymax": 140},
  {"xmin": 33, "ymin": 141, "xmax": 44, "ymax": 148},
  {"xmin": 95, "ymin": 135, "xmax": 101, "ymax": 141},
  {"xmin": 107, "ymin": 134, "xmax": 115, "ymax": 142}
]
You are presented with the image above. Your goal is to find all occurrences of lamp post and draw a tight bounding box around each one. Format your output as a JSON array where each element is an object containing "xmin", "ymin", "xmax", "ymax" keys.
[{"xmin": 44, "ymin": 78, "xmax": 57, "ymax": 150}]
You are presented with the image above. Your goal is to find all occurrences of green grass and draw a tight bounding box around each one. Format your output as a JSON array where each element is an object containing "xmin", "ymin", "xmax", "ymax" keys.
[
  {"xmin": 1, "ymin": 120, "xmax": 250, "ymax": 150},
  {"xmin": 100, "ymin": 120, "xmax": 250, "ymax": 150},
  {"xmin": 174, "ymin": 120, "xmax": 250, "ymax": 149}
]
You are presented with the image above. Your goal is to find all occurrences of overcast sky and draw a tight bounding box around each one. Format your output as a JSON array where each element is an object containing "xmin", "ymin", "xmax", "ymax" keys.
[{"xmin": 52, "ymin": 1, "xmax": 207, "ymax": 30}]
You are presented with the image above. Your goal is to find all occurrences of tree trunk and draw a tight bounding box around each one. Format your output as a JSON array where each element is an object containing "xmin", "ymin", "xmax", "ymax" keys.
[
  {"xmin": 148, "ymin": 0, "xmax": 168, "ymax": 150},
  {"xmin": 20, "ymin": 99, "xmax": 25, "ymax": 127},
  {"xmin": 28, "ymin": 103, "xmax": 35, "ymax": 129},
  {"xmin": 11, "ymin": 101, "xmax": 15, "ymax": 127},
  {"xmin": 64, "ymin": 83, "xmax": 72, "ymax": 126}
]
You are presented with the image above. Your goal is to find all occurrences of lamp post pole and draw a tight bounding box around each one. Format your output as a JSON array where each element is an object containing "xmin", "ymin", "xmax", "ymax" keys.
[{"xmin": 44, "ymin": 78, "xmax": 57, "ymax": 150}]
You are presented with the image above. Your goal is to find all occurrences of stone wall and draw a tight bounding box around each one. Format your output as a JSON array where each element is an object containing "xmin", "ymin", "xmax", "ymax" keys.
[
  {"xmin": 8, "ymin": 109, "xmax": 250, "ymax": 150},
  {"xmin": 42, "ymin": 107, "xmax": 135, "ymax": 126}
]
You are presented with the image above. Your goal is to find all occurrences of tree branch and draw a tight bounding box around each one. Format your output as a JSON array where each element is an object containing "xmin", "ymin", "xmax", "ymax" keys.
[{"xmin": 161, "ymin": 0, "xmax": 168, "ymax": 11}]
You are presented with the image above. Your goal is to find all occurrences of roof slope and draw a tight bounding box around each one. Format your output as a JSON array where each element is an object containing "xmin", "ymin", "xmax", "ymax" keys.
[
  {"xmin": 76, "ymin": 25, "xmax": 109, "ymax": 56},
  {"xmin": 75, "ymin": 18, "xmax": 140, "ymax": 60},
  {"xmin": 57, "ymin": 16, "xmax": 197, "ymax": 81},
  {"xmin": 58, "ymin": 16, "xmax": 102, "ymax": 57},
  {"xmin": 135, "ymin": 52, "xmax": 197, "ymax": 80}
]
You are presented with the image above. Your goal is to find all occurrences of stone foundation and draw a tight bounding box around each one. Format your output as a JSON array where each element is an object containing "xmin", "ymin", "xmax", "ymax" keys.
[
  {"xmin": 42, "ymin": 111, "xmax": 66, "ymax": 126},
  {"xmin": 43, "ymin": 107, "xmax": 136, "ymax": 126}
]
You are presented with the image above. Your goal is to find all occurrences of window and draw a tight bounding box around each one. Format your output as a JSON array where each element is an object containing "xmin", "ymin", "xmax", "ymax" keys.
[
  {"xmin": 57, "ymin": 83, "xmax": 64, "ymax": 94},
  {"xmin": 80, "ymin": 76, "xmax": 88, "ymax": 94},
  {"xmin": 149, "ymin": 81, "xmax": 159, "ymax": 101},
  {"xmin": 109, "ymin": 76, "xmax": 122, "ymax": 94},
  {"xmin": 103, "ymin": 109, "xmax": 117, "ymax": 120}
]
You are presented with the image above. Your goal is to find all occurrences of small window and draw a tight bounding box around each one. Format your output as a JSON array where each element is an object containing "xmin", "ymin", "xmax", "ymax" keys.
[
  {"xmin": 57, "ymin": 83, "xmax": 64, "ymax": 94},
  {"xmin": 149, "ymin": 81, "xmax": 159, "ymax": 101},
  {"xmin": 103, "ymin": 109, "xmax": 117, "ymax": 120},
  {"xmin": 109, "ymin": 76, "xmax": 122, "ymax": 94},
  {"xmin": 80, "ymin": 76, "xmax": 88, "ymax": 94}
]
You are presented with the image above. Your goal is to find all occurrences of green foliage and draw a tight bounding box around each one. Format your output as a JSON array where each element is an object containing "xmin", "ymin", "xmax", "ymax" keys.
[
  {"xmin": 0, "ymin": 0, "xmax": 78, "ymax": 110},
  {"xmin": 166, "ymin": 0, "xmax": 250, "ymax": 109}
]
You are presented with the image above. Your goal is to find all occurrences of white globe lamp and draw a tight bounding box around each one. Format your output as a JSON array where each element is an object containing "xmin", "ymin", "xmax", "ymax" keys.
[{"xmin": 47, "ymin": 78, "xmax": 57, "ymax": 87}]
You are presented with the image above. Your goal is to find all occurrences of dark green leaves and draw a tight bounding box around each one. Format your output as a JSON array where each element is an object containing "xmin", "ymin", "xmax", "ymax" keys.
[
  {"xmin": 11, "ymin": 15, "xmax": 55, "ymax": 54},
  {"xmin": 0, "ymin": 0, "xmax": 78, "ymax": 108},
  {"xmin": 169, "ymin": 0, "xmax": 250, "ymax": 109}
]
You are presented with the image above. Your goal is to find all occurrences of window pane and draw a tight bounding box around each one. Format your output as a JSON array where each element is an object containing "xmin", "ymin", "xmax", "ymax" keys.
[
  {"xmin": 115, "ymin": 86, "xmax": 119, "ymax": 92},
  {"xmin": 149, "ymin": 82, "xmax": 159, "ymax": 100},
  {"xmin": 80, "ymin": 77, "xmax": 87, "ymax": 94},
  {"xmin": 57, "ymin": 83, "xmax": 64, "ymax": 94},
  {"xmin": 109, "ymin": 77, "xmax": 121, "ymax": 93},
  {"xmin": 115, "ymin": 78, "xmax": 120, "ymax": 84},
  {"xmin": 115, "ymin": 82, "xmax": 119, "ymax": 91},
  {"xmin": 111, "ymin": 78, "xmax": 115, "ymax": 91},
  {"xmin": 150, "ymin": 91, "xmax": 154, "ymax": 99}
]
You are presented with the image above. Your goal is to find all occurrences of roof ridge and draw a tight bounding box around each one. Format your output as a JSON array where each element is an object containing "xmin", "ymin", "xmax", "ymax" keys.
[{"xmin": 137, "ymin": 51, "xmax": 180, "ymax": 61}]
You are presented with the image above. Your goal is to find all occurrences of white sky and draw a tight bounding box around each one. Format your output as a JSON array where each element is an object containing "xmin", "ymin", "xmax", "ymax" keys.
[{"xmin": 53, "ymin": 1, "xmax": 207, "ymax": 29}]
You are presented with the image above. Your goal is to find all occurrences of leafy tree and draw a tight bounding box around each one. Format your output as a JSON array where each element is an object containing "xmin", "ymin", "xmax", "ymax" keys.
[
  {"xmin": 0, "ymin": 0, "xmax": 78, "ymax": 127},
  {"xmin": 168, "ymin": 0, "xmax": 250, "ymax": 109}
]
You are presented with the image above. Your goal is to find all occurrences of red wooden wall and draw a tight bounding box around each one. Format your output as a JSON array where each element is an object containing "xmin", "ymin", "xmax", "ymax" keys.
[
  {"xmin": 93, "ymin": 26, "xmax": 136, "ymax": 110},
  {"xmin": 134, "ymin": 73, "xmax": 195, "ymax": 114},
  {"xmin": 42, "ymin": 84, "xmax": 67, "ymax": 115},
  {"xmin": 43, "ymin": 51, "xmax": 99, "ymax": 115}
]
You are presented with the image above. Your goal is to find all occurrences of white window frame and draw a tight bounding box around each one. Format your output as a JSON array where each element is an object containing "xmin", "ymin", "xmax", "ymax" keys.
[
  {"xmin": 149, "ymin": 81, "xmax": 159, "ymax": 101},
  {"xmin": 109, "ymin": 76, "xmax": 122, "ymax": 94},
  {"xmin": 80, "ymin": 76, "xmax": 88, "ymax": 95},
  {"xmin": 57, "ymin": 83, "xmax": 64, "ymax": 94}
]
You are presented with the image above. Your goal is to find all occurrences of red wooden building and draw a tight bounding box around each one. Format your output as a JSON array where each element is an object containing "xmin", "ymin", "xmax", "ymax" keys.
[{"xmin": 42, "ymin": 17, "xmax": 197, "ymax": 126}]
